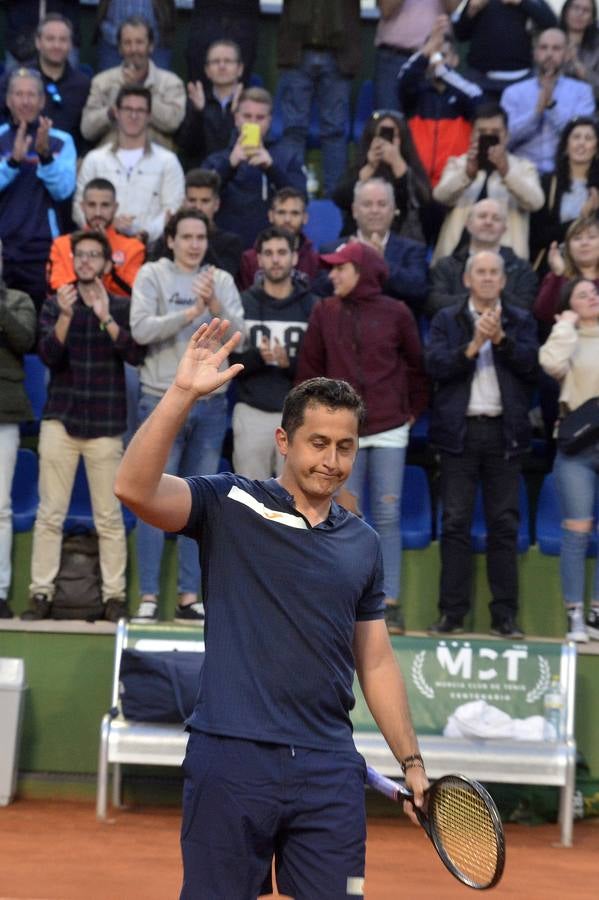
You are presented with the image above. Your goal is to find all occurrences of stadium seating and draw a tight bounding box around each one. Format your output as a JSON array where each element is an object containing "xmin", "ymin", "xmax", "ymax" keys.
[
  {"xmin": 536, "ymin": 472, "xmax": 598, "ymax": 557},
  {"xmin": 352, "ymin": 79, "xmax": 373, "ymax": 144},
  {"xmin": 11, "ymin": 448, "xmax": 39, "ymax": 532},
  {"xmin": 21, "ymin": 354, "xmax": 48, "ymax": 436},
  {"xmin": 304, "ymin": 198, "xmax": 343, "ymax": 249}
]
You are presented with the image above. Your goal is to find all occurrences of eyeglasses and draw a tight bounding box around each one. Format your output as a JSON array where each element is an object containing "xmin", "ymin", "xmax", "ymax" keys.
[
  {"xmin": 118, "ymin": 106, "xmax": 149, "ymax": 116},
  {"xmin": 46, "ymin": 83, "xmax": 63, "ymax": 105},
  {"xmin": 74, "ymin": 250, "xmax": 104, "ymax": 260}
]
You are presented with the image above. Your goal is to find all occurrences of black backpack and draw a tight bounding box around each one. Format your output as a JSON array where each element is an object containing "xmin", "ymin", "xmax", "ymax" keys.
[{"xmin": 51, "ymin": 533, "xmax": 105, "ymax": 621}]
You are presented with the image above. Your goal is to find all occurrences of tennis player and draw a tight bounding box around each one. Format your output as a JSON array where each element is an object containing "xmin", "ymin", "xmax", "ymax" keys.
[{"xmin": 115, "ymin": 318, "xmax": 429, "ymax": 900}]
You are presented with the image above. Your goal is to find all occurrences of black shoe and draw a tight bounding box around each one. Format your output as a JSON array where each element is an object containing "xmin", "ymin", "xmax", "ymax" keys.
[
  {"xmin": 490, "ymin": 617, "xmax": 524, "ymax": 639},
  {"xmin": 0, "ymin": 600, "xmax": 14, "ymax": 619},
  {"xmin": 384, "ymin": 603, "xmax": 405, "ymax": 635},
  {"xmin": 21, "ymin": 593, "xmax": 51, "ymax": 621},
  {"xmin": 104, "ymin": 599, "xmax": 128, "ymax": 624},
  {"xmin": 427, "ymin": 615, "xmax": 464, "ymax": 635},
  {"xmin": 174, "ymin": 601, "xmax": 205, "ymax": 624}
]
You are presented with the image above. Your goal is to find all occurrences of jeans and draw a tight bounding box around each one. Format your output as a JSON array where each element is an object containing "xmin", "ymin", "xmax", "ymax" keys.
[
  {"xmin": 135, "ymin": 392, "xmax": 227, "ymax": 596},
  {"xmin": 278, "ymin": 50, "xmax": 351, "ymax": 197},
  {"xmin": 344, "ymin": 446, "xmax": 406, "ymax": 601},
  {"xmin": 553, "ymin": 447, "xmax": 599, "ymax": 607},
  {"xmin": 0, "ymin": 424, "xmax": 19, "ymax": 600},
  {"xmin": 373, "ymin": 46, "xmax": 409, "ymax": 112},
  {"xmin": 439, "ymin": 418, "xmax": 521, "ymax": 622}
]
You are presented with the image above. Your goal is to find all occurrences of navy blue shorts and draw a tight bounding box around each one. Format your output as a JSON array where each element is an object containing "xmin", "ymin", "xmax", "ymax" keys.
[{"xmin": 179, "ymin": 731, "xmax": 367, "ymax": 900}]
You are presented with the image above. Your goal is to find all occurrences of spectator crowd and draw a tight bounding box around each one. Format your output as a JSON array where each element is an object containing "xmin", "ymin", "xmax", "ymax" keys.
[{"xmin": 2, "ymin": 0, "xmax": 599, "ymax": 646}]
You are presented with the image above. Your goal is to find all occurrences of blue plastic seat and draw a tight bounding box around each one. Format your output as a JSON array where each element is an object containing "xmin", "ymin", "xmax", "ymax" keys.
[
  {"xmin": 352, "ymin": 80, "xmax": 374, "ymax": 144},
  {"xmin": 436, "ymin": 475, "xmax": 530, "ymax": 553},
  {"xmin": 360, "ymin": 464, "xmax": 432, "ymax": 550},
  {"xmin": 304, "ymin": 199, "xmax": 343, "ymax": 250},
  {"xmin": 64, "ymin": 458, "xmax": 136, "ymax": 534},
  {"xmin": 21, "ymin": 354, "xmax": 48, "ymax": 436},
  {"xmin": 536, "ymin": 472, "xmax": 598, "ymax": 557},
  {"xmin": 11, "ymin": 449, "xmax": 39, "ymax": 533},
  {"xmin": 408, "ymin": 410, "xmax": 429, "ymax": 451}
]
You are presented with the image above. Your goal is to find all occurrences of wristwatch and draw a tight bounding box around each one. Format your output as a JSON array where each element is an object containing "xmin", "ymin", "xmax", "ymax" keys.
[{"xmin": 430, "ymin": 52, "xmax": 443, "ymax": 65}]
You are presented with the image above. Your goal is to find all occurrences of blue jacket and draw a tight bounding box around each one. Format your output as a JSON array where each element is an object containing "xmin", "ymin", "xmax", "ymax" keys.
[
  {"xmin": 202, "ymin": 132, "xmax": 306, "ymax": 249},
  {"xmin": 426, "ymin": 298, "xmax": 539, "ymax": 456},
  {"xmin": 0, "ymin": 120, "xmax": 76, "ymax": 264}
]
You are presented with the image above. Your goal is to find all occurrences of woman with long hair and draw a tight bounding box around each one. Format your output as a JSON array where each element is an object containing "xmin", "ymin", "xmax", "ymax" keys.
[
  {"xmin": 560, "ymin": 0, "xmax": 599, "ymax": 100},
  {"xmin": 332, "ymin": 110, "xmax": 431, "ymax": 243},
  {"xmin": 534, "ymin": 215, "xmax": 599, "ymax": 327}
]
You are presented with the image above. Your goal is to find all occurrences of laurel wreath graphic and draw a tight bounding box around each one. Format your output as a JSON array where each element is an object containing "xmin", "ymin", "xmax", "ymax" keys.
[
  {"xmin": 526, "ymin": 656, "xmax": 551, "ymax": 703},
  {"xmin": 412, "ymin": 651, "xmax": 434, "ymax": 699}
]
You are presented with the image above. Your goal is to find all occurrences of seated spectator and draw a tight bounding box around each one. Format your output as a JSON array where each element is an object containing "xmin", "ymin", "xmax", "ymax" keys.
[
  {"xmin": 453, "ymin": 0, "xmax": 557, "ymax": 99},
  {"xmin": 202, "ymin": 87, "xmax": 306, "ymax": 250},
  {"xmin": 178, "ymin": 39, "xmax": 244, "ymax": 170},
  {"xmin": 398, "ymin": 15, "xmax": 483, "ymax": 188},
  {"xmin": 186, "ymin": 0, "xmax": 260, "ymax": 87},
  {"xmin": 534, "ymin": 216, "xmax": 599, "ymax": 328},
  {"xmin": 129, "ymin": 209, "xmax": 245, "ymax": 625},
  {"xmin": 238, "ymin": 187, "xmax": 319, "ymax": 290},
  {"xmin": 81, "ymin": 16, "xmax": 185, "ymax": 150},
  {"xmin": 560, "ymin": 0, "xmax": 599, "ymax": 102},
  {"xmin": 0, "ymin": 265, "xmax": 36, "ymax": 619},
  {"xmin": 320, "ymin": 178, "xmax": 429, "ymax": 313},
  {"xmin": 433, "ymin": 102, "xmax": 544, "ymax": 264},
  {"xmin": 75, "ymin": 86, "xmax": 185, "ymax": 243},
  {"xmin": 296, "ymin": 241, "xmax": 429, "ymax": 635},
  {"xmin": 501, "ymin": 28, "xmax": 595, "ymax": 175},
  {"xmin": 3, "ymin": 1, "xmax": 81, "ymax": 71},
  {"xmin": 332, "ymin": 110, "xmax": 431, "ymax": 244},
  {"xmin": 0, "ymin": 68, "xmax": 76, "ymax": 311},
  {"xmin": 530, "ymin": 116, "xmax": 599, "ymax": 273},
  {"xmin": 0, "ymin": 14, "xmax": 90, "ymax": 154},
  {"xmin": 21, "ymin": 230, "xmax": 145, "ymax": 622},
  {"xmin": 230, "ymin": 226, "xmax": 317, "ymax": 478},
  {"xmin": 428, "ymin": 198, "xmax": 537, "ymax": 318},
  {"xmin": 49, "ymin": 177, "xmax": 146, "ymax": 297},
  {"xmin": 94, "ymin": 0, "xmax": 176, "ymax": 72}
]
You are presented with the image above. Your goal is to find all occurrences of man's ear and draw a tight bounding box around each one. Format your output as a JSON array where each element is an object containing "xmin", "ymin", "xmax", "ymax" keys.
[{"xmin": 275, "ymin": 426, "xmax": 289, "ymax": 457}]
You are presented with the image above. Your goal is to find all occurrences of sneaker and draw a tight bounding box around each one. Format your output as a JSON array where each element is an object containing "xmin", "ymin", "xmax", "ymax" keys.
[
  {"xmin": 174, "ymin": 601, "xmax": 205, "ymax": 624},
  {"xmin": 384, "ymin": 603, "xmax": 405, "ymax": 635},
  {"xmin": 104, "ymin": 599, "xmax": 128, "ymax": 624},
  {"xmin": 427, "ymin": 615, "xmax": 464, "ymax": 635},
  {"xmin": 566, "ymin": 606, "xmax": 589, "ymax": 643},
  {"xmin": 21, "ymin": 593, "xmax": 51, "ymax": 621},
  {"xmin": 490, "ymin": 617, "xmax": 524, "ymax": 639},
  {"xmin": 131, "ymin": 597, "xmax": 159, "ymax": 624},
  {"xmin": 0, "ymin": 600, "xmax": 14, "ymax": 619},
  {"xmin": 587, "ymin": 607, "xmax": 599, "ymax": 640}
]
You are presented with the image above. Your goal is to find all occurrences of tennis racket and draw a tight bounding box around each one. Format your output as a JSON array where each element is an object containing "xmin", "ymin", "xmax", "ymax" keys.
[{"xmin": 366, "ymin": 767, "xmax": 505, "ymax": 890}]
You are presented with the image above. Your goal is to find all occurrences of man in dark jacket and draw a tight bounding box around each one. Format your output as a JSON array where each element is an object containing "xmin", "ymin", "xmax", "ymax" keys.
[
  {"xmin": 426, "ymin": 250, "xmax": 538, "ymax": 639},
  {"xmin": 230, "ymin": 226, "xmax": 317, "ymax": 478},
  {"xmin": 427, "ymin": 198, "xmax": 537, "ymax": 318}
]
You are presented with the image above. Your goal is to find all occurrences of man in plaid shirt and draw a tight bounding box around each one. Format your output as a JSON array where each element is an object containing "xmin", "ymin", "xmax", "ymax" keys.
[{"xmin": 21, "ymin": 229, "xmax": 144, "ymax": 622}]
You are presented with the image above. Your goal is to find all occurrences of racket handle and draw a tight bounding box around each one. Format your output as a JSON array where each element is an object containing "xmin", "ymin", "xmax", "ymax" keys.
[{"xmin": 366, "ymin": 766, "xmax": 411, "ymax": 802}]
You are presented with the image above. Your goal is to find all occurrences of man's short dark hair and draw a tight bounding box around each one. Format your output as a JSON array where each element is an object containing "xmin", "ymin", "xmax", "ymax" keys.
[
  {"xmin": 270, "ymin": 187, "xmax": 307, "ymax": 210},
  {"xmin": 117, "ymin": 15, "xmax": 154, "ymax": 45},
  {"xmin": 185, "ymin": 168, "xmax": 222, "ymax": 195},
  {"xmin": 473, "ymin": 102, "xmax": 508, "ymax": 128},
  {"xmin": 282, "ymin": 379, "xmax": 365, "ymax": 441},
  {"xmin": 205, "ymin": 39, "xmax": 242, "ymax": 64},
  {"xmin": 164, "ymin": 208, "xmax": 209, "ymax": 241},
  {"xmin": 256, "ymin": 226, "xmax": 297, "ymax": 254},
  {"xmin": 37, "ymin": 13, "xmax": 74, "ymax": 38},
  {"xmin": 115, "ymin": 85, "xmax": 152, "ymax": 113},
  {"xmin": 83, "ymin": 178, "xmax": 116, "ymax": 198},
  {"xmin": 71, "ymin": 230, "xmax": 112, "ymax": 262}
]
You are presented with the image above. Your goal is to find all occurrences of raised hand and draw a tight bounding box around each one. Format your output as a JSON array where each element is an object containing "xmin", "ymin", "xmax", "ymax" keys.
[
  {"xmin": 174, "ymin": 319, "xmax": 243, "ymax": 398},
  {"xmin": 548, "ymin": 241, "xmax": 566, "ymax": 276},
  {"xmin": 88, "ymin": 278, "xmax": 111, "ymax": 322},
  {"xmin": 35, "ymin": 116, "xmax": 52, "ymax": 157},
  {"xmin": 187, "ymin": 80, "xmax": 206, "ymax": 111},
  {"xmin": 57, "ymin": 283, "xmax": 77, "ymax": 318},
  {"xmin": 11, "ymin": 120, "xmax": 32, "ymax": 162}
]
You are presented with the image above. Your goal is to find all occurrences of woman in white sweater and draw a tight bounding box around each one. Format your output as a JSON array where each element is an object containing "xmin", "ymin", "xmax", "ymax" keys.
[{"xmin": 539, "ymin": 277, "xmax": 599, "ymax": 642}]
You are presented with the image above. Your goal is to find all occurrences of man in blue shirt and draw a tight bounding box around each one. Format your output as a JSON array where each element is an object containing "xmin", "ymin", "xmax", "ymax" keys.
[{"xmin": 115, "ymin": 321, "xmax": 428, "ymax": 899}]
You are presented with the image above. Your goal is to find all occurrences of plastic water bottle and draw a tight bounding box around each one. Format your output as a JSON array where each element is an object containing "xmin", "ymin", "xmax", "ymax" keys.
[
  {"xmin": 544, "ymin": 675, "xmax": 564, "ymax": 740},
  {"xmin": 306, "ymin": 164, "xmax": 319, "ymax": 200}
]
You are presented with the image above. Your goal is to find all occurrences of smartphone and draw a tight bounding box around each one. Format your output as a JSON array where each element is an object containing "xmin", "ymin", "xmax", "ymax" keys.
[
  {"xmin": 378, "ymin": 125, "xmax": 396, "ymax": 143},
  {"xmin": 240, "ymin": 122, "xmax": 261, "ymax": 149},
  {"xmin": 477, "ymin": 134, "xmax": 499, "ymax": 171}
]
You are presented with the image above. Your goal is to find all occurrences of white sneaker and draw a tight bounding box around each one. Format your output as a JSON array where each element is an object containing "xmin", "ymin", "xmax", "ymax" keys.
[
  {"xmin": 566, "ymin": 607, "xmax": 589, "ymax": 643},
  {"xmin": 131, "ymin": 598, "xmax": 159, "ymax": 624}
]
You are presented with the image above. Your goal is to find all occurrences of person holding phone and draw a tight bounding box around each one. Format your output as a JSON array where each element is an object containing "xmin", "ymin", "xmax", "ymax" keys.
[{"xmin": 432, "ymin": 102, "xmax": 544, "ymax": 263}]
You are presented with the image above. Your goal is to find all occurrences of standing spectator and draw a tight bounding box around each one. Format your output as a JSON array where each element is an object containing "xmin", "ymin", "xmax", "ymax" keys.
[
  {"xmin": 0, "ymin": 68, "xmax": 76, "ymax": 311},
  {"xmin": 426, "ymin": 250, "xmax": 539, "ymax": 637},
  {"xmin": 374, "ymin": 0, "xmax": 461, "ymax": 110},
  {"xmin": 560, "ymin": 0, "xmax": 599, "ymax": 101},
  {"xmin": 186, "ymin": 1, "xmax": 260, "ymax": 87},
  {"xmin": 276, "ymin": 0, "xmax": 361, "ymax": 198},
  {"xmin": 297, "ymin": 242, "xmax": 429, "ymax": 635},
  {"xmin": 178, "ymin": 39, "xmax": 244, "ymax": 170},
  {"xmin": 433, "ymin": 103, "xmax": 544, "ymax": 263},
  {"xmin": 0, "ymin": 15, "xmax": 90, "ymax": 155},
  {"xmin": 501, "ymin": 28, "xmax": 595, "ymax": 175},
  {"xmin": 129, "ymin": 209, "xmax": 245, "ymax": 625},
  {"xmin": 2, "ymin": 1, "xmax": 81, "ymax": 71},
  {"xmin": 231, "ymin": 226, "xmax": 317, "ymax": 478},
  {"xmin": 539, "ymin": 277, "xmax": 599, "ymax": 642},
  {"xmin": 0, "ymin": 257, "xmax": 36, "ymax": 619},
  {"xmin": 453, "ymin": 0, "xmax": 557, "ymax": 99},
  {"xmin": 94, "ymin": 1, "xmax": 176, "ymax": 72},
  {"xmin": 238, "ymin": 187, "xmax": 320, "ymax": 290},
  {"xmin": 203, "ymin": 87, "xmax": 306, "ymax": 250},
  {"xmin": 21, "ymin": 230, "xmax": 144, "ymax": 622},
  {"xmin": 428, "ymin": 198, "xmax": 538, "ymax": 318},
  {"xmin": 75, "ymin": 86, "xmax": 185, "ymax": 243},
  {"xmin": 82, "ymin": 16, "xmax": 185, "ymax": 150}
]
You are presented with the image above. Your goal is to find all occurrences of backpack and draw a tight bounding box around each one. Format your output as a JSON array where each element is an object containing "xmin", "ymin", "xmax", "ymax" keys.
[{"xmin": 51, "ymin": 533, "xmax": 105, "ymax": 621}]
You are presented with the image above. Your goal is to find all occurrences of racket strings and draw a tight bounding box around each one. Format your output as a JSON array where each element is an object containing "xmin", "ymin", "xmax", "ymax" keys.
[{"xmin": 430, "ymin": 779, "xmax": 500, "ymax": 888}]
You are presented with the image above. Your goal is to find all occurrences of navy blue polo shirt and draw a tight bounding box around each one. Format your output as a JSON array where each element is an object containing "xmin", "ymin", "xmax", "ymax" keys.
[{"xmin": 180, "ymin": 474, "xmax": 386, "ymax": 751}]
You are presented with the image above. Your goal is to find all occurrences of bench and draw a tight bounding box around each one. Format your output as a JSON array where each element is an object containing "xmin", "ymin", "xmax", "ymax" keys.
[{"xmin": 97, "ymin": 625, "xmax": 577, "ymax": 847}]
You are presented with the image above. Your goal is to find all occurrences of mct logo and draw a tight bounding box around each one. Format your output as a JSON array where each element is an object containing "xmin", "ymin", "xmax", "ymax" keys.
[{"xmin": 436, "ymin": 641, "xmax": 529, "ymax": 682}]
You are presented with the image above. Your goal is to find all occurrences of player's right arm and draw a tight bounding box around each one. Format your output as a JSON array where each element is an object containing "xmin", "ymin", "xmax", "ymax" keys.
[{"xmin": 114, "ymin": 319, "xmax": 243, "ymax": 532}]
